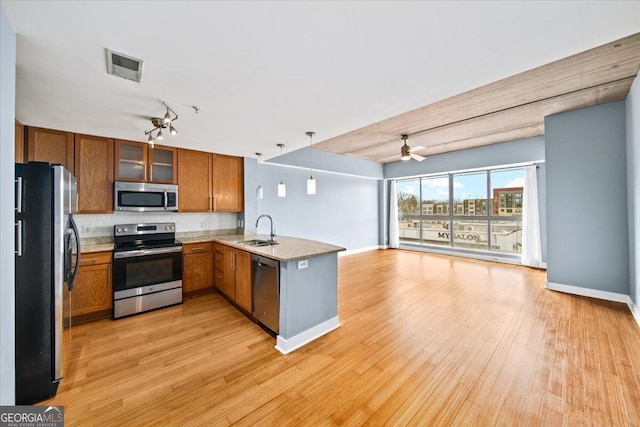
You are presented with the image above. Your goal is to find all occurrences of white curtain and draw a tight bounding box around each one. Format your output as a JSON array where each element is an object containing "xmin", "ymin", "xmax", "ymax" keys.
[
  {"xmin": 389, "ymin": 180, "xmax": 400, "ymax": 248},
  {"xmin": 522, "ymin": 165, "xmax": 542, "ymax": 267}
]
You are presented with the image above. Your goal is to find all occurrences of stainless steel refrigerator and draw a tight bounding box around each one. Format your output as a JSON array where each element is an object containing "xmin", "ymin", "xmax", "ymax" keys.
[{"xmin": 15, "ymin": 162, "xmax": 80, "ymax": 404}]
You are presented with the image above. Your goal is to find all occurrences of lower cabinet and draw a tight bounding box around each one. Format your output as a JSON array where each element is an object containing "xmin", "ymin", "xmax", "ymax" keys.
[
  {"xmin": 63, "ymin": 251, "xmax": 112, "ymax": 324},
  {"xmin": 182, "ymin": 242, "xmax": 214, "ymax": 294},
  {"xmin": 235, "ymin": 250, "xmax": 252, "ymax": 312},
  {"xmin": 214, "ymin": 243, "xmax": 252, "ymax": 312}
]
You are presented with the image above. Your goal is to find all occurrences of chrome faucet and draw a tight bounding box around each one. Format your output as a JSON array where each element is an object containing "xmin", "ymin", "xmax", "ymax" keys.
[{"xmin": 256, "ymin": 214, "xmax": 276, "ymax": 241}]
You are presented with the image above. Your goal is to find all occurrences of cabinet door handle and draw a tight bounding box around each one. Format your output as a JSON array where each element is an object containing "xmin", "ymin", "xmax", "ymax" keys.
[
  {"xmin": 108, "ymin": 266, "xmax": 112, "ymax": 286},
  {"xmin": 209, "ymin": 196, "xmax": 212, "ymax": 211},
  {"xmin": 212, "ymin": 196, "xmax": 217, "ymax": 211},
  {"xmin": 232, "ymin": 251, "xmax": 236, "ymax": 270},
  {"xmin": 190, "ymin": 247, "xmax": 205, "ymax": 252},
  {"xmin": 82, "ymin": 258, "xmax": 97, "ymax": 264}
]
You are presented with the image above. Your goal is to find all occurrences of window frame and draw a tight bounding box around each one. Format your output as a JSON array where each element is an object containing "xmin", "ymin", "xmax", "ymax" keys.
[{"xmin": 396, "ymin": 166, "xmax": 523, "ymax": 256}]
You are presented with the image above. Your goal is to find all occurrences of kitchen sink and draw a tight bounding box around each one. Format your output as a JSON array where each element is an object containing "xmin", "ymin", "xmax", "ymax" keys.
[{"xmin": 238, "ymin": 239, "xmax": 279, "ymax": 247}]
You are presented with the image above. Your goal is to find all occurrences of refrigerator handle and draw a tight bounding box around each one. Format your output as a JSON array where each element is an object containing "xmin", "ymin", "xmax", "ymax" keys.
[
  {"xmin": 68, "ymin": 214, "xmax": 81, "ymax": 290},
  {"xmin": 15, "ymin": 220, "xmax": 23, "ymax": 256},
  {"xmin": 15, "ymin": 177, "xmax": 23, "ymax": 213}
]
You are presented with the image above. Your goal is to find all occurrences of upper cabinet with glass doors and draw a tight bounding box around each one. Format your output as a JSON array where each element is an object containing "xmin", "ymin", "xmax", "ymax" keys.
[{"xmin": 114, "ymin": 140, "xmax": 177, "ymax": 184}]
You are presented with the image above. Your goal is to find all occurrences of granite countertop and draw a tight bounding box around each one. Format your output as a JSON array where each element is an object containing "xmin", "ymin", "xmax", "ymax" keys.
[
  {"xmin": 80, "ymin": 232, "xmax": 345, "ymax": 262},
  {"xmin": 201, "ymin": 234, "xmax": 346, "ymax": 262}
]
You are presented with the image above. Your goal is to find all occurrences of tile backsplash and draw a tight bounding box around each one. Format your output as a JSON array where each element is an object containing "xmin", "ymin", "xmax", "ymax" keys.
[{"xmin": 74, "ymin": 211, "xmax": 239, "ymax": 239}]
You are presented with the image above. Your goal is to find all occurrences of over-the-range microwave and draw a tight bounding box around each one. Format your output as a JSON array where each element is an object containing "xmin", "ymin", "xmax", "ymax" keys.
[{"xmin": 114, "ymin": 181, "xmax": 178, "ymax": 212}]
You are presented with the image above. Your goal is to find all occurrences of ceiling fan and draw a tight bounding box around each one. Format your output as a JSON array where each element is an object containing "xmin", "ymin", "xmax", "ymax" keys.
[{"xmin": 400, "ymin": 134, "xmax": 426, "ymax": 162}]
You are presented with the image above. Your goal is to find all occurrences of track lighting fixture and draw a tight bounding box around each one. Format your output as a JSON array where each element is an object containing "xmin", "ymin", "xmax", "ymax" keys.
[{"xmin": 145, "ymin": 101, "xmax": 178, "ymax": 146}]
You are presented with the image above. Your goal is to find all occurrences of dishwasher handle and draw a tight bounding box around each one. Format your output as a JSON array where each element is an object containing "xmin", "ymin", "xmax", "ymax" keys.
[{"xmin": 251, "ymin": 254, "xmax": 279, "ymax": 268}]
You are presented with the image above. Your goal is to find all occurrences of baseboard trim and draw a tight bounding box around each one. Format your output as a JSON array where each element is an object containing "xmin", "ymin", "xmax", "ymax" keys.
[
  {"xmin": 628, "ymin": 298, "xmax": 640, "ymax": 328},
  {"xmin": 545, "ymin": 281, "xmax": 630, "ymax": 303},
  {"xmin": 546, "ymin": 282, "xmax": 640, "ymax": 330},
  {"xmin": 275, "ymin": 316, "xmax": 340, "ymax": 355},
  {"xmin": 339, "ymin": 246, "xmax": 381, "ymax": 256}
]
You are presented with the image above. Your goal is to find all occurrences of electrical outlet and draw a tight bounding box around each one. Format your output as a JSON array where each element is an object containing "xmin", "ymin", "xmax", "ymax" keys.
[
  {"xmin": 201, "ymin": 221, "xmax": 207, "ymax": 229},
  {"xmin": 298, "ymin": 259, "xmax": 308, "ymax": 270}
]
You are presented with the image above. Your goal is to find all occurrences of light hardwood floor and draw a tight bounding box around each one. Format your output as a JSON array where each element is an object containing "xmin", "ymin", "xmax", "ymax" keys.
[{"xmin": 44, "ymin": 250, "xmax": 640, "ymax": 426}]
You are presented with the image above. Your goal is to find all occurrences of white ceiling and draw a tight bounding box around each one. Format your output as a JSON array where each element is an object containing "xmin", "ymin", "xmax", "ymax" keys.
[{"xmin": 3, "ymin": 1, "xmax": 640, "ymax": 160}]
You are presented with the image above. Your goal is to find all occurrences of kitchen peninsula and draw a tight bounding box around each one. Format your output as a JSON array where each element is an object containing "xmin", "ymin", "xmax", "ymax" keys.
[
  {"xmin": 80, "ymin": 232, "xmax": 346, "ymax": 354},
  {"xmin": 182, "ymin": 234, "xmax": 345, "ymax": 354}
]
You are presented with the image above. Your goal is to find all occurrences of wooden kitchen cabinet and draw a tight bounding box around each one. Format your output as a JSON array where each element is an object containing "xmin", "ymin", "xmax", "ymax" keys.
[
  {"xmin": 63, "ymin": 251, "xmax": 112, "ymax": 325},
  {"xmin": 26, "ymin": 126, "xmax": 75, "ymax": 173},
  {"xmin": 178, "ymin": 148, "xmax": 212, "ymax": 212},
  {"xmin": 182, "ymin": 242, "xmax": 214, "ymax": 294},
  {"xmin": 15, "ymin": 121, "xmax": 24, "ymax": 163},
  {"xmin": 212, "ymin": 154, "xmax": 244, "ymax": 212},
  {"xmin": 214, "ymin": 243, "xmax": 252, "ymax": 311},
  {"xmin": 214, "ymin": 244, "xmax": 235, "ymax": 299},
  {"xmin": 75, "ymin": 134, "xmax": 114, "ymax": 213},
  {"xmin": 177, "ymin": 149, "xmax": 244, "ymax": 213},
  {"xmin": 115, "ymin": 139, "xmax": 177, "ymax": 184},
  {"xmin": 234, "ymin": 250, "xmax": 252, "ymax": 312}
]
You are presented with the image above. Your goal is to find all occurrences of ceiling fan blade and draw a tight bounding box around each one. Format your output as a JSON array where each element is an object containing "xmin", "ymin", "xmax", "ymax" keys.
[
  {"xmin": 411, "ymin": 153, "xmax": 426, "ymax": 162},
  {"xmin": 412, "ymin": 145, "xmax": 427, "ymax": 152}
]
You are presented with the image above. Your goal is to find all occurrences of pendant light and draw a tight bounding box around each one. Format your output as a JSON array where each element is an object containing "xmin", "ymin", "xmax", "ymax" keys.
[
  {"xmin": 306, "ymin": 131, "xmax": 316, "ymax": 195},
  {"xmin": 277, "ymin": 143, "xmax": 286, "ymax": 197},
  {"xmin": 255, "ymin": 152, "xmax": 264, "ymax": 199}
]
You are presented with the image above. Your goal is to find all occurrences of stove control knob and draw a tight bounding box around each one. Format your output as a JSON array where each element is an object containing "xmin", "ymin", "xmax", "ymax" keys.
[{"xmin": 116, "ymin": 228, "xmax": 123, "ymax": 233}]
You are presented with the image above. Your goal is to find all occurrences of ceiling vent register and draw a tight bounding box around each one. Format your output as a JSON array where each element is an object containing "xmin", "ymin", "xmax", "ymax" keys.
[{"xmin": 106, "ymin": 49, "xmax": 143, "ymax": 83}]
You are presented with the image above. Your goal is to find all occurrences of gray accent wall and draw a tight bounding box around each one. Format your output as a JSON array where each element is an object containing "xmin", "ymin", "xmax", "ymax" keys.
[
  {"xmin": 384, "ymin": 136, "xmax": 545, "ymax": 178},
  {"xmin": 545, "ymin": 101, "xmax": 629, "ymax": 295},
  {"xmin": 627, "ymin": 77, "xmax": 640, "ymax": 305},
  {"xmin": 251, "ymin": 162, "xmax": 379, "ymax": 250},
  {"xmin": 0, "ymin": 6, "xmax": 16, "ymax": 404},
  {"xmin": 279, "ymin": 253, "xmax": 338, "ymax": 339}
]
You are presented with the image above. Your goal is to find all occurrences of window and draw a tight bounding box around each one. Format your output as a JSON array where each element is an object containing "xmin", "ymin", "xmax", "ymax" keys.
[
  {"xmin": 454, "ymin": 172, "xmax": 487, "ymax": 216},
  {"xmin": 421, "ymin": 176, "xmax": 449, "ymax": 216},
  {"xmin": 396, "ymin": 167, "xmax": 524, "ymax": 255}
]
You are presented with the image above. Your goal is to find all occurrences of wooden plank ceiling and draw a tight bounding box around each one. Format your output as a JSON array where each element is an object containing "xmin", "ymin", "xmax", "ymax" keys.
[{"xmin": 313, "ymin": 32, "xmax": 640, "ymax": 163}]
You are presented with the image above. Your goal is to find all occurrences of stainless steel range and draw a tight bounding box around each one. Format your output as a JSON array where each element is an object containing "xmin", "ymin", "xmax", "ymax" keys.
[{"xmin": 112, "ymin": 222, "xmax": 183, "ymax": 319}]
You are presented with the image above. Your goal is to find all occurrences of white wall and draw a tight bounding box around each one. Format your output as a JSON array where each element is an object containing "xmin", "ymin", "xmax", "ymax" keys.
[
  {"xmin": 628, "ymin": 77, "xmax": 640, "ymax": 306},
  {"xmin": 0, "ymin": 5, "xmax": 16, "ymax": 405}
]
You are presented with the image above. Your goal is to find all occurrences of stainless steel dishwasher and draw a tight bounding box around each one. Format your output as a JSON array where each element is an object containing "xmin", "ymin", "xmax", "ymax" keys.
[{"xmin": 252, "ymin": 254, "xmax": 280, "ymax": 333}]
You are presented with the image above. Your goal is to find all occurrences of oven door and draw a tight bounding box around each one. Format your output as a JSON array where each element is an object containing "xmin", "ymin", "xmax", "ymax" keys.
[{"xmin": 113, "ymin": 247, "xmax": 183, "ymax": 294}]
